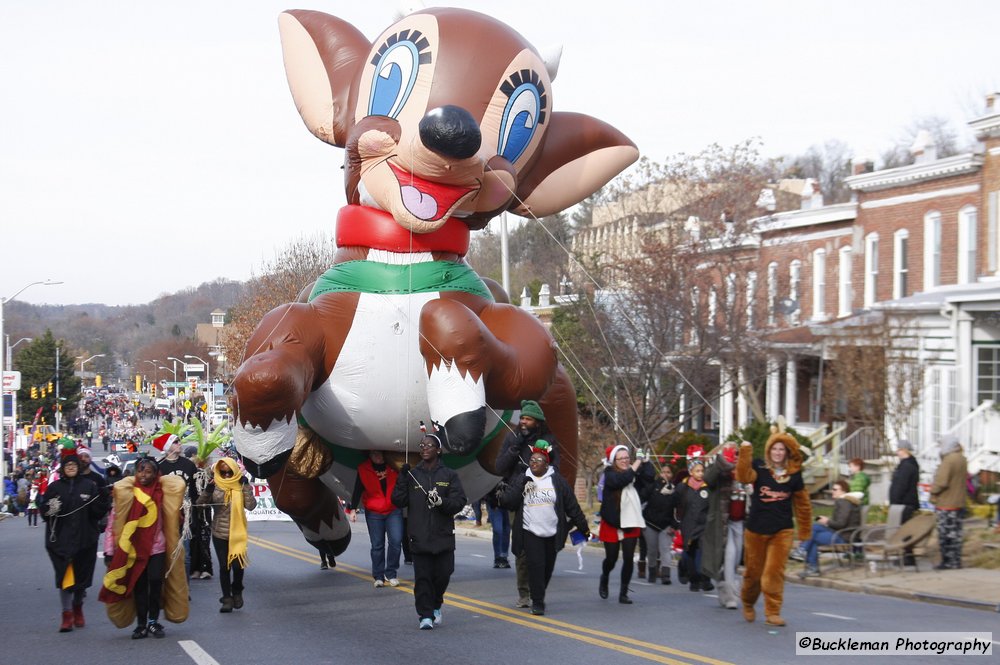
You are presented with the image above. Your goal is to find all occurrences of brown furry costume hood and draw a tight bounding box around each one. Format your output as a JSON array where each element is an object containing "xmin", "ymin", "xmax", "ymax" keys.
[{"xmin": 763, "ymin": 431, "xmax": 804, "ymax": 476}]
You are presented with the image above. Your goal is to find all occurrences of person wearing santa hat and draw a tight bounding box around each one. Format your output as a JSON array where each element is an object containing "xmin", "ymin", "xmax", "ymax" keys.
[
  {"xmin": 598, "ymin": 444, "xmax": 649, "ymax": 604},
  {"xmin": 155, "ymin": 434, "xmax": 200, "ymax": 578}
]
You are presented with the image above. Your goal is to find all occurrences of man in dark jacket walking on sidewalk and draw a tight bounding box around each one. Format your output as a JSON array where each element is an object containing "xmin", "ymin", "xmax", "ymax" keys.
[
  {"xmin": 889, "ymin": 439, "xmax": 921, "ymax": 566},
  {"xmin": 392, "ymin": 434, "xmax": 467, "ymax": 630}
]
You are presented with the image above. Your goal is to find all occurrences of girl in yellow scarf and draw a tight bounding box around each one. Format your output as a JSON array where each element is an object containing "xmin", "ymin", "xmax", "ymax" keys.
[{"xmin": 197, "ymin": 458, "xmax": 257, "ymax": 613}]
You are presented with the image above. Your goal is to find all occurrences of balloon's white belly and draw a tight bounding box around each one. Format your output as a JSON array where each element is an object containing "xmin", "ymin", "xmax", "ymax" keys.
[{"xmin": 300, "ymin": 292, "xmax": 435, "ymax": 452}]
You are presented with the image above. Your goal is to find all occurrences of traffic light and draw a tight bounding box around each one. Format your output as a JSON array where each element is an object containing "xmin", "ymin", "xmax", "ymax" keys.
[
  {"xmin": 95, "ymin": 374, "xmax": 102, "ymax": 387},
  {"xmin": 48, "ymin": 381, "xmax": 54, "ymax": 393},
  {"xmin": 40, "ymin": 386, "xmax": 47, "ymax": 398},
  {"xmin": 135, "ymin": 374, "xmax": 142, "ymax": 392},
  {"xmin": 31, "ymin": 386, "xmax": 38, "ymax": 399}
]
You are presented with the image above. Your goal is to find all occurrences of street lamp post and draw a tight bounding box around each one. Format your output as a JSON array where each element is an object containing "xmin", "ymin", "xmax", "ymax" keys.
[
  {"xmin": 142, "ymin": 360, "xmax": 160, "ymax": 396},
  {"xmin": 6, "ymin": 336, "xmax": 32, "ymax": 369},
  {"xmin": 184, "ymin": 354, "xmax": 210, "ymax": 389},
  {"xmin": 78, "ymin": 353, "xmax": 106, "ymax": 382},
  {"xmin": 4, "ymin": 337, "xmax": 32, "ymax": 456},
  {"xmin": 167, "ymin": 356, "xmax": 187, "ymax": 383},
  {"xmin": 1, "ymin": 279, "xmax": 63, "ymax": 504},
  {"xmin": 159, "ymin": 366, "xmax": 177, "ymax": 382}
]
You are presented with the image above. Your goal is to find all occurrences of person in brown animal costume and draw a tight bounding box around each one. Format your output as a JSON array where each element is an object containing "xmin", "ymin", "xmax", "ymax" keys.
[{"xmin": 735, "ymin": 423, "xmax": 812, "ymax": 627}]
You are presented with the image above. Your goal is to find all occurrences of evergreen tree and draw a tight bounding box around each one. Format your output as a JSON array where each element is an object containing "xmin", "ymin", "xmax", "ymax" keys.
[{"xmin": 14, "ymin": 330, "xmax": 81, "ymax": 427}]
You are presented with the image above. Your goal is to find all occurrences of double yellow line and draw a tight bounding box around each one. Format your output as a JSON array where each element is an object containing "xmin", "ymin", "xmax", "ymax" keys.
[{"xmin": 249, "ymin": 536, "xmax": 733, "ymax": 665}]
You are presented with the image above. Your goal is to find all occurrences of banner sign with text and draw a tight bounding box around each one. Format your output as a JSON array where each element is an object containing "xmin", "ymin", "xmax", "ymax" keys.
[{"xmin": 247, "ymin": 480, "xmax": 292, "ymax": 521}]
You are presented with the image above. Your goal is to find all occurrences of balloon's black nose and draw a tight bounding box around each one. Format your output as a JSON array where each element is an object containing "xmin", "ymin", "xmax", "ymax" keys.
[{"xmin": 419, "ymin": 105, "xmax": 481, "ymax": 159}]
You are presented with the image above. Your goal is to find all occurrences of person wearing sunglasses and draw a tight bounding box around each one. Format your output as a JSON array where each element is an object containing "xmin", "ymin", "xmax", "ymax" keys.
[{"xmin": 391, "ymin": 434, "xmax": 467, "ymax": 630}]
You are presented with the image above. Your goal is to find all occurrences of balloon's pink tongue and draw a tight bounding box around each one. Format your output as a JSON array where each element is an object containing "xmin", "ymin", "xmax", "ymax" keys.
[{"xmin": 401, "ymin": 185, "xmax": 439, "ymax": 220}]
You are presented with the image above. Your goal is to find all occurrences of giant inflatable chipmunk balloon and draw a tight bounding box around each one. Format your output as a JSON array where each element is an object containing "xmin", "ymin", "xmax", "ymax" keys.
[{"xmin": 232, "ymin": 7, "xmax": 637, "ymax": 558}]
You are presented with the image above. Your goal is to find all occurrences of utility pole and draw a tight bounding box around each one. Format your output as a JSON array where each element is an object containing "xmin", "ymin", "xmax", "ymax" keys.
[{"xmin": 55, "ymin": 346, "xmax": 61, "ymax": 433}]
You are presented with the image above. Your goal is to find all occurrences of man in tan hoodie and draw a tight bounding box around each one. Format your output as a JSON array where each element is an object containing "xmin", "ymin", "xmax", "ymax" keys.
[{"xmin": 930, "ymin": 434, "xmax": 968, "ymax": 570}]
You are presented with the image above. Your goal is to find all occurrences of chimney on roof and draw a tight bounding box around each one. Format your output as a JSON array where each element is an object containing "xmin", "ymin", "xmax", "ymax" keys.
[
  {"xmin": 910, "ymin": 130, "xmax": 937, "ymax": 164},
  {"xmin": 800, "ymin": 178, "xmax": 823, "ymax": 210},
  {"xmin": 987, "ymin": 93, "xmax": 999, "ymax": 112},
  {"xmin": 852, "ymin": 158, "xmax": 874, "ymax": 175}
]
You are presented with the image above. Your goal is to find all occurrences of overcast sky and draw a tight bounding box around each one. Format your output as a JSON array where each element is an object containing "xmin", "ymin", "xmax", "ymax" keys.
[{"xmin": 2, "ymin": 0, "xmax": 997, "ymax": 306}]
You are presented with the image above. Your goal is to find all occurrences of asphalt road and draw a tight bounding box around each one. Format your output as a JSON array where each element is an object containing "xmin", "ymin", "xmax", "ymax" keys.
[{"xmin": 1, "ymin": 515, "xmax": 997, "ymax": 665}]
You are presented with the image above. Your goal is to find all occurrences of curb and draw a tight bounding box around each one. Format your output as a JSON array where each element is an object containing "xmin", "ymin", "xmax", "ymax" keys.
[{"xmin": 786, "ymin": 573, "xmax": 1000, "ymax": 613}]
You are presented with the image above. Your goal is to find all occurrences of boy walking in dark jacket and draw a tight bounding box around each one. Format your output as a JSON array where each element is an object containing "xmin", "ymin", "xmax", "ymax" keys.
[{"xmin": 392, "ymin": 434, "xmax": 467, "ymax": 630}]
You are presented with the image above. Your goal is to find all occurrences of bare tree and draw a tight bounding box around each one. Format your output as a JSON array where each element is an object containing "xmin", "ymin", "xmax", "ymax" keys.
[
  {"xmin": 820, "ymin": 315, "xmax": 927, "ymax": 456},
  {"xmin": 222, "ymin": 234, "xmax": 338, "ymax": 373},
  {"xmin": 555, "ymin": 141, "xmax": 778, "ymax": 455},
  {"xmin": 879, "ymin": 115, "xmax": 964, "ymax": 168},
  {"xmin": 780, "ymin": 139, "xmax": 854, "ymax": 204}
]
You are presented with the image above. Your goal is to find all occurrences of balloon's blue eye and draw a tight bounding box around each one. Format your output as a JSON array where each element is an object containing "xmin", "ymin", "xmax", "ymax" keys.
[
  {"xmin": 498, "ymin": 70, "xmax": 547, "ymax": 163},
  {"xmin": 368, "ymin": 30, "xmax": 432, "ymax": 118}
]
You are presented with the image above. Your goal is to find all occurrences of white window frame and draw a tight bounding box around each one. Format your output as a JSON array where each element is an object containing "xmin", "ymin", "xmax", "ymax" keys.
[
  {"xmin": 789, "ymin": 260, "xmax": 801, "ymax": 325},
  {"xmin": 838, "ymin": 246, "xmax": 852, "ymax": 316},
  {"xmin": 923, "ymin": 211, "xmax": 942, "ymax": 290},
  {"xmin": 708, "ymin": 288, "xmax": 718, "ymax": 329},
  {"xmin": 989, "ymin": 191, "xmax": 998, "ymax": 274},
  {"xmin": 975, "ymin": 345, "xmax": 1000, "ymax": 404},
  {"xmin": 893, "ymin": 229, "xmax": 909, "ymax": 299},
  {"xmin": 767, "ymin": 262, "xmax": 778, "ymax": 326},
  {"xmin": 746, "ymin": 270, "xmax": 757, "ymax": 329},
  {"xmin": 863, "ymin": 233, "xmax": 878, "ymax": 307},
  {"xmin": 812, "ymin": 248, "xmax": 826, "ymax": 320},
  {"xmin": 690, "ymin": 286, "xmax": 700, "ymax": 345},
  {"xmin": 725, "ymin": 272, "xmax": 737, "ymax": 311},
  {"xmin": 957, "ymin": 205, "xmax": 977, "ymax": 284}
]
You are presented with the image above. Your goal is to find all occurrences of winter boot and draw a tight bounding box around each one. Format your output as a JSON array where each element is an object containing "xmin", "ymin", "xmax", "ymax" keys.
[
  {"xmin": 219, "ymin": 596, "xmax": 234, "ymax": 613},
  {"xmin": 72, "ymin": 603, "xmax": 85, "ymax": 628},
  {"xmin": 637, "ymin": 560, "xmax": 646, "ymax": 579},
  {"xmin": 660, "ymin": 567, "xmax": 671, "ymax": 585},
  {"xmin": 59, "ymin": 611, "xmax": 74, "ymax": 633},
  {"xmin": 233, "ymin": 592, "xmax": 244, "ymax": 609},
  {"xmin": 598, "ymin": 572, "xmax": 609, "ymax": 599}
]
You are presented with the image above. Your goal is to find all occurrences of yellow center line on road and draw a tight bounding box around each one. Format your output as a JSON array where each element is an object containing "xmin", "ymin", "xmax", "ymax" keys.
[{"xmin": 249, "ymin": 536, "xmax": 734, "ymax": 665}]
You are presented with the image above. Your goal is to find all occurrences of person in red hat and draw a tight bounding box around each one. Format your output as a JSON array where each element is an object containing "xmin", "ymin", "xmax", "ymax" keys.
[{"xmin": 42, "ymin": 442, "xmax": 110, "ymax": 632}]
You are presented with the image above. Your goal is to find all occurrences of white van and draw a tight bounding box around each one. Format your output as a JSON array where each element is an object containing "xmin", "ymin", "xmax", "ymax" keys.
[{"xmin": 154, "ymin": 398, "xmax": 173, "ymax": 410}]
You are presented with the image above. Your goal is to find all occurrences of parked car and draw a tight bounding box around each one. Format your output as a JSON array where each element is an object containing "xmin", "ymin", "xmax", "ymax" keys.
[{"xmin": 101, "ymin": 452, "xmax": 142, "ymax": 477}]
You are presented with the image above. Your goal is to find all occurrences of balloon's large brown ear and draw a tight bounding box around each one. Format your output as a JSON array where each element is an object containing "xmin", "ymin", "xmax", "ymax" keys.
[
  {"xmin": 512, "ymin": 111, "xmax": 638, "ymax": 218},
  {"xmin": 278, "ymin": 10, "xmax": 371, "ymax": 148}
]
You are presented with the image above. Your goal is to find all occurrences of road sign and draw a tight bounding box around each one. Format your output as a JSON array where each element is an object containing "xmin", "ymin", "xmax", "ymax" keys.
[
  {"xmin": 2, "ymin": 371, "xmax": 21, "ymax": 392},
  {"xmin": 184, "ymin": 363, "xmax": 205, "ymax": 373},
  {"xmin": 184, "ymin": 399, "xmax": 192, "ymax": 411}
]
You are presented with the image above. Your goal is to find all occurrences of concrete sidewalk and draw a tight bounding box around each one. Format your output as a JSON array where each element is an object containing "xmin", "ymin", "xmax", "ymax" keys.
[{"xmin": 788, "ymin": 563, "xmax": 1000, "ymax": 613}]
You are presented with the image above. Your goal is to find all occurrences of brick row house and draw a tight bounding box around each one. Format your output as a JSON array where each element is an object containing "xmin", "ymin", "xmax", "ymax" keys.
[{"xmin": 571, "ymin": 95, "xmax": 1000, "ymax": 488}]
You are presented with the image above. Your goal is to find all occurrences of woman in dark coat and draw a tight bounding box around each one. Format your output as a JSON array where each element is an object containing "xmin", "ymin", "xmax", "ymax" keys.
[
  {"xmin": 42, "ymin": 451, "xmax": 109, "ymax": 632},
  {"xmin": 598, "ymin": 445, "xmax": 648, "ymax": 604},
  {"xmin": 676, "ymin": 454, "xmax": 712, "ymax": 592}
]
